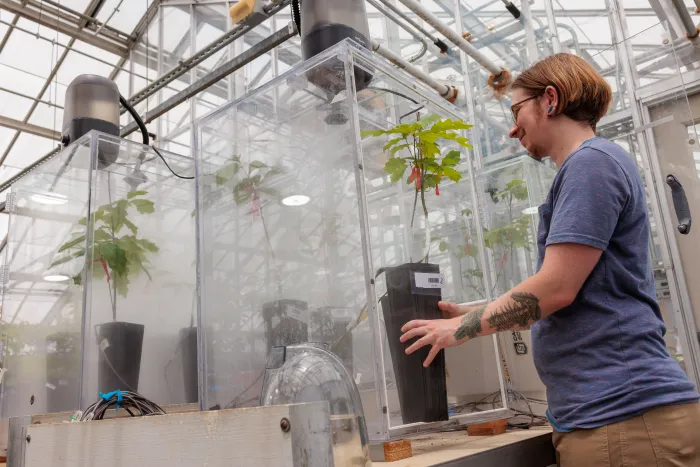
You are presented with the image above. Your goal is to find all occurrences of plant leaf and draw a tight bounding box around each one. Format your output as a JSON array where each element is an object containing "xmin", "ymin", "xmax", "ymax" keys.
[
  {"xmin": 383, "ymin": 137, "xmax": 404, "ymax": 151},
  {"xmin": 249, "ymin": 160, "xmax": 268, "ymax": 169},
  {"xmin": 124, "ymin": 219, "xmax": 138, "ymax": 235},
  {"xmin": 360, "ymin": 129, "xmax": 388, "ymax": 138},
  {"xmin": 439, "ymin": 241, "xmax": 448, "ymax": 253},
  {"xmin": 100, "ymin": 243, "xmax": 128, "ymax": 277},
  {"xmin": 418, "ymin": 114, "xmax": 441, "ymax": 128},
  {"xmin": 442, "ymin": 150, "xmax": 461, "ymax": 167},
  {"xmin": 127, "ymin": 190, "xmax": 148, "ymax": 199},
  {"xmin": 430, "ymin": 119, "xmax": 474, "ymax": 133},
  {"xmin": 389, "ymin": 143, "xmax": 411, "ymax": 155},
  {"xmin": 138, "ymin": 238, "xmax": 159, "ymax": 253},
  {"xmin": 384, "ymin": 158, "xmax": 408, "ymax": 183},
  {"xmin": 130, "ymin": 199, "xmax": 155, "ymax": 215},
  {"xmin": 442, "ymin": 167, "xmax": 462, "ymax": 182},
  {"xmin": 58, "ymin": 235, "xmax": 85, "ymax": 253},
  {"xmin": 423, "ymin": 174, "xmax": 439, "ymax": 189},
  {"xmin": 215, "ymin": 162, "xmax": 241, "ymax": 185},
  {"xmin": 113, "ymin": 270, "xmax": 130, "ymax": 298}
]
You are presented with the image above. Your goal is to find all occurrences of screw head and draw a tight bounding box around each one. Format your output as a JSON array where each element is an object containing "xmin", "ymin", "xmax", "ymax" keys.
[
  {"xmin": 690, "ymin": 139, "xmax": 696, "ymax": 146},
  {"xmin": 280, "ymin": 417, "xmax": 291, "ymax": 432},
  {"xmin": 663, "ymin": 38, "xmax": 669, "ymax": 45},
  {"xmin": 26, "ymin": 435, "xmax": 31, "ymax": 443}
]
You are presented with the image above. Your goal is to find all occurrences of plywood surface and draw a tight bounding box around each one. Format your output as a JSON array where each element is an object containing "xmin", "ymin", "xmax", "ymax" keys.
[{"xmin": 376, "ymin": 426, "xmax": 553, "ymax": 466}]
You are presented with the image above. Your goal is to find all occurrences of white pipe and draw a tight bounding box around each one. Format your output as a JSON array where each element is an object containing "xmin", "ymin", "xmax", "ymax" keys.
[
  {"xmin": 394, "ymin": 0, "xmax": 505, "ymax": 77},
  {"xmin": 370, "ymin": 39, "xmax": 458, "ymax": 102}
]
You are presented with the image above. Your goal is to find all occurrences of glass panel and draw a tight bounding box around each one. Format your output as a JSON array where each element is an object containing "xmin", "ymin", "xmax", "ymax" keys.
[
  {"xmin": 0, "ymin": 132, "xmax": 197, "ymax": 420},
  {"xmin": 195, "ymin": 40, "xmax": 507, "ymax": 443},
  {"xmin": 620, "ymin": 21, "xmax": 700, "ymax": 380}
]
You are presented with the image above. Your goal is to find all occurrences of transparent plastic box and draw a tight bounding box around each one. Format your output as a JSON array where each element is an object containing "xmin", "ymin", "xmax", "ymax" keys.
[
  {"xmin": 194, "ymin": 39, "xmax": 512, "ymax": 442},
  {"xmin": 0, "ymin": 132, "xmax": 197, "ymax": 421},
  {"xmin": 475, "ymin": 156, "xmax": 556, "ymax": 401}
]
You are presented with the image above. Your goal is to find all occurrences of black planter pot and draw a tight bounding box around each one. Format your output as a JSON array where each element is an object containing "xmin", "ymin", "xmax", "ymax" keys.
[
  {"xmin": 180, "ymin": 327, "xmax": 198, "ymax": 403},
  {"xmin": 45, "ymin": 331, "xmax": 80, "ymax": 413},
  {"xmin": 96, "ymin": 321, "xmax": 145, "ymax": 393},
  {"xmin": 380, "ymin": 262, "xmax": 448, "ymax": 424},
  {"xmin": 262, "ymin": 300, "xmax": 309, "ymax": 356}
]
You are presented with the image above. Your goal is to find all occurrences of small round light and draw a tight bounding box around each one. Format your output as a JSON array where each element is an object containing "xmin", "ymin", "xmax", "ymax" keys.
[
  {"xmin": 522, "ymin": 207, "xmax": 539, "ymax": 215},
  {"xmin": 31, "ymin": 193, "xmax": 68, "ymax": 205},
  {"xmin": 282, "ymin": 195, "xmax": 310, "ymax": 207},
  {"xmin": 43, "ymin": 274, "xmax": 70, "ymax": 282}
]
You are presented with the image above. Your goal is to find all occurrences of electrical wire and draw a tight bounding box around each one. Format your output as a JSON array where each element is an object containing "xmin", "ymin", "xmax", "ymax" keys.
[
  {"xmin": 119, "ymin": 95, "xmax": 194, "ymax": 180},
  {"xmin": 80, "ymin": 390, "xmax": 166, "ymax": 421}
]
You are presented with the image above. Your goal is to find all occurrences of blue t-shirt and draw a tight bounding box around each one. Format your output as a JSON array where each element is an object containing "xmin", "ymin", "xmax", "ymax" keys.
[{"xmin": 531, "ymin": 136, "xmax": 699, "ymax": 432}]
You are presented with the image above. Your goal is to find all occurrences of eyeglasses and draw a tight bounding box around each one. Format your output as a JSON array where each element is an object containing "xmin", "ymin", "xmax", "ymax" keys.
[{"xmin": 510, "ymin": 96, "xmax": 538, "ymax": 124}]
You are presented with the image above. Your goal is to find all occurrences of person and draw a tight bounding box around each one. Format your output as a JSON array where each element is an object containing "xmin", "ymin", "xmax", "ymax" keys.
[{"xmin": 399, "ymin": 53, "xmax": 700, "ymax": 466}]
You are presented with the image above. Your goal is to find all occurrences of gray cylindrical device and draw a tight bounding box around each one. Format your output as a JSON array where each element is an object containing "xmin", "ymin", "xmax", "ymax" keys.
[
  {"xmin": 298, "ymin": 0, "xmax": 373, "ymax": 94},
  {"xmin": 62, "ymin": 75, "xmax": 121, "ymax": 166}
]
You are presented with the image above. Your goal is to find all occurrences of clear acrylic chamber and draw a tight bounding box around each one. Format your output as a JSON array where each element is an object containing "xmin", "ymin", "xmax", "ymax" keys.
[
  {"xmin": 0, "ymin": 132, "xmax": 197, "ymax": 421},
  {"xmin": 194, "ymin": 39, "xmax": 511, "ymax": 442},
  {"xmin": 475, "ymin": 156, "xmax": 555, "ymax": 402}
]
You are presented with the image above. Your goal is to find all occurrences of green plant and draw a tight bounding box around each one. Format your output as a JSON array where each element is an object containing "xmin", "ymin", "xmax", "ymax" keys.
[
  {"xmin": 441, "ymin": 179, "xmax": 533, "ymax": 299},
  {"xmin": 50, "ymin": 190, "xmax": 159, "ymax": 321},
  {"xmin": 211, "ymin": 156, "xmax": 285, "ymax": 295},
  {"xmin": 361, "ymin": 113, "xmax": 473, "ymax": 262}
]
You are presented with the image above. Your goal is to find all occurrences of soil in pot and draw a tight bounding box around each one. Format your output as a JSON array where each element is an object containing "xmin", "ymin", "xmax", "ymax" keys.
[
  {"xmin": 380, "ymin": 262, "xmax": 448, "ymax": 424},
  {"xmin": 96, "ymin": 321, "xmax": 144, "ymax": 393}
]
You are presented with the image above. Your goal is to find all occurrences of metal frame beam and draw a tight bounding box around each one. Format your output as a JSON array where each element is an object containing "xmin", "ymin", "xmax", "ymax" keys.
[
  {"xmin": 0, "ymin": 116, "xmax": 61, "ymax": 140},
  {"xmin": 0, "ymin": 0, "xmax": 108, "ymax": 165},
  {"xmin": 0, "ymin": 0, "xmax": 128, "ymax": 56}
]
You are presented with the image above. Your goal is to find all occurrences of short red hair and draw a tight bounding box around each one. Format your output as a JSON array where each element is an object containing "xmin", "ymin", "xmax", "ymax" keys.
[{"xmin": 512, "ymin": 53, "xmax": 612, "ymax": 130}]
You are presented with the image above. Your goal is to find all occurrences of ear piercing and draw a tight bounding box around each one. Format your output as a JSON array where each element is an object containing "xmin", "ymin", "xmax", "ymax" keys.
[{"xmin": 547, "ymin": 106, "xmax": 554, "ymax": 115}]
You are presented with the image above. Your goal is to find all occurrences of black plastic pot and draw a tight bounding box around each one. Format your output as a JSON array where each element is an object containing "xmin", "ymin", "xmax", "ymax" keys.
[
  {"xmin": 45, "ymin": 331, "xmax": 80, "ymax": 413},
  {"xmin": 96, "ymin": 321, "xmax": 144, "ymax": 393},
  {"xmin": 180, "ymin": 326, "xmax": 198, "ymax": 403},
  {"xmin": 380, "ymin": 262, "xmax": 448, "ymax": 424},
  {"xmin": 262, "ymin": 300, "xmax": 309, "ymax": 356}
]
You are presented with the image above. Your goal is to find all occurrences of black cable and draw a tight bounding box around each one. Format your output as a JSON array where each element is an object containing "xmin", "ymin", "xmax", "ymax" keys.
[
  {"xmin": 291, "ymin": 0, "xmax": 301, "ymax": 33},
  {"xmin": 81, "ymin": 390, "xmax": 166, "ymax": 421},
  {"xmin": 119, "ymin": 94, "xmax": 194, "ymax": 180},
  {"xmin": 367, "ymin": 86, "xmax": 419, "ymax": 105}
]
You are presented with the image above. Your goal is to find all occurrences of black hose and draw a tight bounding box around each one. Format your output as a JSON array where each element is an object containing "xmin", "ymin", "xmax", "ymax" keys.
[
  {"xmin": 119, "ymin": 95, "xmax": 149, "ymax": 146},
  {"xmin": 292, "ymin": 0, "xmax": 301, "ymax": 33},
  {"xmin": 119, "ymin": 94, "xmax": 194, "ymax": 180}
]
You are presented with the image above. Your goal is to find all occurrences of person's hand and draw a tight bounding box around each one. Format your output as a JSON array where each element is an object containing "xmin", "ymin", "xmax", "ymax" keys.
[
  {"xmin": 399, "ymin": 314, "xmax": 467, "ymax": 367},
  {"xmin": 438, "ymin": 301, "xmax": 470, "ymax": 319}
]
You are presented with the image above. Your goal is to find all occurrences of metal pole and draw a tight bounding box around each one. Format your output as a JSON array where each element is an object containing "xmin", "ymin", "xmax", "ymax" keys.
[
  {"xmin": 670, "ymin": 0, "xmax": 700, "ymax": 39},
  {"xmin": 374, "ymin": 0, "xmax": 448, "ymax": 52},
  {"xmin": 395, "ymin": 0, "xmax": 505, "ymax": 76},
  {"xmin": 543, "ymin": 0, "xmax": 561, "ymax": 53},
  {"xmin": 519, "ymin": 0, "xmax": 539, "ymax": 64},
  {"xmin": 370, "ymin": 39, "xmax": 458, "ymax": 101},
  {"xmin": 121, "ymin": 23, "xmax": 297, "ymax": 137},
  {"xmin": 124, "ymin": 0, "xmax": 292, "ymax": 112}
]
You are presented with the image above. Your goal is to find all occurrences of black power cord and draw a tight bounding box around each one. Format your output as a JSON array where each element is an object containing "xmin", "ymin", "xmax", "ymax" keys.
[{"xmin": 119, "ymin": 95, "xmax": 194, "ymax": 180}]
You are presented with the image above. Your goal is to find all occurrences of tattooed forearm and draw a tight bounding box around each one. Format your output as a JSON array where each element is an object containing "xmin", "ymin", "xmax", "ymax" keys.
[
  {"xmin": 487, "ymin": 292, "xmax": 542, "ymax": 331},
  {"xmin": 454, "ymin": 305, "xmax": 487, "ymax": 340}
]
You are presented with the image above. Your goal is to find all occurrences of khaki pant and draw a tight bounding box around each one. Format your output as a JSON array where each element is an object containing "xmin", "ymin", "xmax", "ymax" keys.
[{"xmin": 553, "ymin": 402, "xmax": 700, "ymax": 467}]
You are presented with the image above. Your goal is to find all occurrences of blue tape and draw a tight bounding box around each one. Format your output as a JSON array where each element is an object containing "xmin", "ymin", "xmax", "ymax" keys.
[{"xmin": 98, "ymin": 390, "xmax": 123, "ymax": 411}]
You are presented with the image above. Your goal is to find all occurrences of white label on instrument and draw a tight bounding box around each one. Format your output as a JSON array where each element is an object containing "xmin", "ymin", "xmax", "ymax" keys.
[
  {"xmin": 45, "ymin": 383, "xmax": 56, "ymax": 391},
  {"xmin": 415, "ymin": 272, "xmax": 445, "ymax": 289}
]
